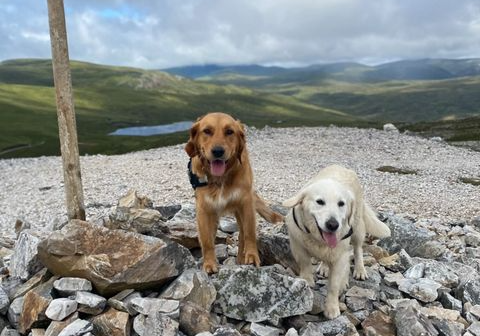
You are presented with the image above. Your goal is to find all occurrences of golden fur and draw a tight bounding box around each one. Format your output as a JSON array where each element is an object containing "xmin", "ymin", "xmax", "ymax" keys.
[{"xmin": 185, "ymin": 112, "xmax": 283, "ymax": 273}]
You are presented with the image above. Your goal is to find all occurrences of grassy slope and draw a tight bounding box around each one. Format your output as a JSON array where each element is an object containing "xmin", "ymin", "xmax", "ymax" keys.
[{"xmin": 0, "ymin": 59, "xmax": 364, "ymax": 158}]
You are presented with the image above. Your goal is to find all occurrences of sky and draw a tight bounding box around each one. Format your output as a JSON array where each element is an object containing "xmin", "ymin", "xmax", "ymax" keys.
[{"xmin": 1, "ymin": 0, "xmax": 480, "ymax": 69}]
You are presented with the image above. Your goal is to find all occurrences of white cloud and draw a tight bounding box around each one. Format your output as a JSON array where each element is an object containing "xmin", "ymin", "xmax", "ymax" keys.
[{"xmin": 1, "ymin": 0, "xmax": 479, "ymax": 68}]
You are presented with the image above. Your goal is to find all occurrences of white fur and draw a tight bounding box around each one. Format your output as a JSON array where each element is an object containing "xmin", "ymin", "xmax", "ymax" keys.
[
  {"xmin": 204, "ymin": 187, "xmax": 242, "ymax": 211},
  {"xmin": 283, "ymin": 164, "xmax": 390, "ymax": 319}
]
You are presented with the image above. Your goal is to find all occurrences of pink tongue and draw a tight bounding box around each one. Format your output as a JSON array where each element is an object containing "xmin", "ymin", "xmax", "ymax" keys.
[
  {"xmin": 210, "ymin": 160, "xmax": 226, "ymax": 176},
  {"xmin": 323, "ymin": 232, "xmax": 338, "ymax": 248}
]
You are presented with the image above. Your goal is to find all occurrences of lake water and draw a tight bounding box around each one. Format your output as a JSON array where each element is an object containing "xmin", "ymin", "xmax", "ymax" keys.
[{"xmin": 110, "ymin": 121, "xmax": 193, "ymax": 136}]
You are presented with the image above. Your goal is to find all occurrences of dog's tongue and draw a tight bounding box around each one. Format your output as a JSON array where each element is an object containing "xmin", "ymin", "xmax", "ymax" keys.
[
  {"xmin": 323, "ymin": 231, "xmax": 338, "ymax": 248},
  {"xmin": 210, "ymin": 160, "xmax": 226, "ymax": 176}
]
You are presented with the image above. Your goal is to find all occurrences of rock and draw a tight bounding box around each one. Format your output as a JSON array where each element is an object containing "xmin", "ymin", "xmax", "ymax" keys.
[
  {"xmin": 439, "ymin": 292, "xmax": 463, "ymax": 313},
  {"xmin": 420, "ymin": 306, "xmax": 460, "ymax": 322},
  {"xmin": 19, "ymin": 276, "xmax": 59, "ymax": 334},
  {"xmin": 44, "ymin": 312, "xmax": 79, "ymax": 336},
  {"xmin": 10, "ymin": 230, "xmax": 47, "ymax": 280},
  {"xmin": 458, "ymin": 277, "xmax": 480, "ymax": 305},
  {"xmin": 379, "ymin": 285, "xmax": 403, "ymax": 302},
  {"xmin": 215, "ymin": 244, "xmax": 229, "ymax": 262},
  {"xmin": 75, "ymin": 291, "xmax": 106, "ymax": 315},
  {"xmin": 7, "ymin": 296, "xmax": 24, "ymax": 329},
  {"xmin": 257, "ymin": 230, "xmax": 299, "ymax": 273},
  {"xmin": 423, "ymin": 262, "xmax": 459, "ymax": 288},
  {"xmin": 250, "ymin": 322, "xmax": 282, "ymax": 336},
  {"xmin": 144, "ymin": 312, "xmax": 179, "ymax": 336},
  {"xmin": 0, "ymin": 328, "xmax": 20, "ymax": 336},
  {"xmin": 361, "ymin": 311, "xmax": 395, "ymax": 336},
  {"xmin": 89, "ymin": 308, "xmax": 130, "ymax": 336},
  {"xmin": 108, "ymin": 290, "xmax": 141, "ymax": 315},
  {"xmin": 378, "ymin": 254, "xmax": 403, "ymax": 272},
  {"xmin": 383, "ymin": 123, "xmax": 399, "ymax": 132},
  {"xmin": 378, "ymin": 215, "xmax": 446, "ymax": 259},
  {"xmin": 213, "ymin": 266, "xmax": 313, "ymax": 322},
  {"xmin": 45, "ymin": 298, "xmax": 78, "ymax": 321},
  {"xmin": 53, "ymin": 278, "xmax": 92, "ymax": 296},
  {"xmin": 349, "ymin": 267, "xmax": 382, "ymax": 291},
  {"xmin": 345, "ymin": 286, "xmax": 377, "ymax": 300},
  {"xmin": 37, "ymin": 220, "xmax": 195, "ymax": 295},
  {"xmin": 397, "ymin": 278, "xmax": 442, "ymax": 303},
  {"xmin": 11, "ymin": 268, "xmax": 51, "ymax": 300},
  {"xmin": 212, "ymin": 327, "xmax": 241, "ymax": 336},
  {"xmin": 468, "ymin": 322, "xmax": 480, "ymax": 336},
  {"xmin": 133, "ymin": 314, "xmax": 146, "ymax": 336},
  {"xmin": 301, "ymin": 316, "xmax": 358, "ymax": 336},
  {"xmin": 392, "ymin": 300, "xmax": 438, "ymax": 336},
  {"xmin": 29, "ymin": 329, "xmax": 46, "ymax": 336},
  {"xmin": 0, "ymin": 316, "xmax": 8, "ymax": 333},
  {"xmin": 154, "ymin": 205, "xmax": 182, "ymax": 221},
  {"xmin": 178, "ymin": 301, "xmax": 216, "ymax": 336},
  {"xmin": 57, "ymin": 319, "xmax": 93, "ymax": 336},
  {"xmin": 1, "ymin": 277, "xmax": 23, "ymax": 301},
  {"xmin": 431, "ymin": 318, "xmax": 464, "ymax": 336},
  {"xmin": 0, "ymin": 287, "xmax": 9, "ymax": 315},
  {"xmin": 129, "ymin": 298, "xmax": 179, "ymax": 317},
  {"xmin": 346, "ymin": 296, "xmax": 372, "ymax": 312},
  {"xmin": 404, "ymin": 263, "xmax": 425, "ymax": 279},
  {"xmin": 159, "ymin": 269, "xmax": 216, "ymax": 311},
  {"xmin": 383, "ymin": 272, "xmax": 404, "ymax": 286},
  {"xmin": 285, "ymin": 328, "xmax": 298, "ymax": 336},
  {"xmin": 219, "ymin": 218, "xmax": 238, "ymax": 233}
]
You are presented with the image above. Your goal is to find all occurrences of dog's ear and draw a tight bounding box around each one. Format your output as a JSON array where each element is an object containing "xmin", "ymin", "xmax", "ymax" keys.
[
  {"xmin": 283, "ymin": 190, "xmax": 305, "ymax": 207},
  {"xmin": 235, "ymin": 120, "xmax": 246, "ymax": 164},
  {"xmin": 345, "ymin": 190, "xmax": 356, "ymax": 226},
  {"xmin": 185, "ymin": 116, "xmax": 203, "ymax": 158}
]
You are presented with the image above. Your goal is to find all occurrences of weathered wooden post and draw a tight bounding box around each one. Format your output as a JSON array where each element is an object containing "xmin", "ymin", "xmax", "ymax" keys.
[{"xmin": 47, "ymin": 0, "xmax": 86, "ymax": 220}]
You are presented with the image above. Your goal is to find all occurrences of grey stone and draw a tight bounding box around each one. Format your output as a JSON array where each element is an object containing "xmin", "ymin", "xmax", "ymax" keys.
[
  {"xmin": 219, "ymin": 218, "xmax": 238, "ymax": 233},
  {"xmin": 11, "ymin": 268, "xmax": 51, "ymax": 300},
  {"xmin": 301, "ymin": 316, "xmax": 358, "ymax": 336},
  {"xmin": 0, "ymin": 316, "xmax": 8, "ymax": 334},
  {"xmin": 215, "ymin": 245, "xmax": 229, "ymax": 263},
  {"xmin": 299, "ymin": 323, "xmax": 324, "ymax": 336},
  {"xmin": 379, "ymin": 285, "xmax": 403, "ymax": 302},
  {"xmin": 45, "ymin": 299, "xmax": 78, "ymax": 321},
  {"xmin": 9, "ymin": 230, "xmax": 47, "ymax": 281},
  {"xmin": 349, "ymin": 267, "xmax": 382, "ymax": 291},
  {"xmin": 378, "ymin": 215, "xmax": 446, "ymax": 259},
  {"xmin": 213, "ymin": 266, "xmax": 313, "ymax": 322},
  {"xmin": 7, "ymin": 296, "xmax": 24, "ymax": 329},
  {"xmin": 212, "ymin": 327, "xmax": 241, "ymax": 336},
  {"xmin": 250, "ymin": 323, "xmax": 282, "ymax": 336},
  {"xmin": 160, "ymin": 269, "xmax": 216, "ymax": 311},
  {"xmin": 75, "ymin": 291, "xmax": 106, "ymax": 315},
  {"xmin": 457, "ymin": 277, "xmax": 480, "ymax": 305},
  {"xmin": 345, "ymin": 286, "xmax": 377, "ymax": 300},
  {"xmin": 1, "ymin": 278, "xmax": 23, "ymax": 301},
  {"xmin": 258, "ymin": 229, "xmax": 299, "ymax": 273},
  {"xmin": 398, "ymin": 278, "xmax": 442, "ymax": 303},
  {"xmin": 383, "ymin": 272, "xmax": 404, "ymax": 286},
  {"xmin": 53, "ymin": 278, "xmax": 92, "ymax": 296},
  {"xmin": 154, "ymin": 204, "xmax": 182, "ymax": 221},
  {"xmin": 0, "ymin": 328, "xmax": 20, "ymax": 336},
  {"xmin": 468, "ymin": 322, "xmax": 480, "ymax": 336},
  {"xmin": 398, "ymin": 249, "xmax": 413, "ymax": 270},
  {"xmin": 404, "ymin": 263, "xmax": 425, "ymax": 279},
  {"xmin": 285, "ymin": 328, "xmax": 299, "ymax": 336},
  {"xmin": 130, "ymin": 298, "xmax": 179, "ymax": 317},
  {"xmin": 346, "ymin": 296, "xmax": 372, "ymax": 312},
  {"xmin": 57, "ymin": 319, "xmax": 93, "ymax": 336},
  {"xmin": 383, "ymin": 123, "xmax": 399, "ymax": 132},
  {"xmin": 392, "ymin": 300, "xmax": 438, "ymax": 336},
  {"xmin": 0, "ymin": 287, "xmax": 9, "ymax": 315},
  {"xmin": 44, "ymin": 312, "xmax": 79, "ymax": 336},
  {"xmin": 133, "ymin": 314, "xmax": 146, "ymax": 335},
  {"xmin": 439, "ymin": 292, "xmax": 462, "ymax": 313},
  {"xmin": 144, "ymin": 312, "xmax": 179, "ymax": 336},
  {"xmin": 108, "ymin": 290, "xmax": 141, "ymax": 315},
  {"xmin": 423, "ymin": 262, "xmax": 459, "ymax": 288}
]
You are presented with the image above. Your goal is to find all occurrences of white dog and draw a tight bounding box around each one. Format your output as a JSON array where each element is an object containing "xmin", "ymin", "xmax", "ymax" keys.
[{"xmin": 283, "ymin": 165, "xmax": 391, "ymax": 319}]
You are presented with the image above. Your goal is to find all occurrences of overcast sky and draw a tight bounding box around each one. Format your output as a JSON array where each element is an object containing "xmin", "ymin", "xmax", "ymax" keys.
[{"xmin": 1, "ymin": 0, "xmax": 480, "ymax": 69}]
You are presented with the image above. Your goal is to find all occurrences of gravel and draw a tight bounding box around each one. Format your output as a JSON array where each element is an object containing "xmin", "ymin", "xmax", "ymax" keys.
[{"xmin": 1, "ymin": 126, "xmax": 479, "ymax": 237}]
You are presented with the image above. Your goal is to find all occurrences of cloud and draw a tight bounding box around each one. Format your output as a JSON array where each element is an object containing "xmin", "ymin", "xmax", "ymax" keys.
[{"xmin": 1, "ymin": 0, "xmax": 479, "ymax": 68}]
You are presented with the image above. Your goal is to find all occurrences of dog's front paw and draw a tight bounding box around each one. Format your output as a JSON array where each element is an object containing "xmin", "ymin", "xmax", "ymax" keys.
[
  {"xmin": 353, "ymin": 266, "xmax": 368, "ymax": 280},
  {"xmin": 203, "ymin": 260, "xmax": 219, "ymax": 274},
  {"xmin": 316, "ymin": 262, "xmax": 329, "ymax": 278},
  {"xmin": 244, "ymin": 250, "xmax": 260, "ymax": 267},
  {"xmin": 323, "ymin": 301, "xmax": 341, "ymax": 319},
  {"xmin": 300, "ymin": 273, "xmax": 315, "ymax": 287}
]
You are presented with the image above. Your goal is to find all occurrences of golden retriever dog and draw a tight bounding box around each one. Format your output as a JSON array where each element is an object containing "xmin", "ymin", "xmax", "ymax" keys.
[
  {"xmin": 283, "ymin": 165, "xmax": 390, "ymax": 319},
  {"xmin": 185, "ymin": 112, "xmax": 283, "ymax": 274}
]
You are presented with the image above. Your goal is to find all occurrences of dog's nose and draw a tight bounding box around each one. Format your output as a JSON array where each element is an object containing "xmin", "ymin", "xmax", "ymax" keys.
[
  {"xmin": 211, "ymin": 146, "xmax": 225, "ymax": 158},
  {"xmin": 325, "ymin": 217, "xmax": 339, "ymax": 232}
]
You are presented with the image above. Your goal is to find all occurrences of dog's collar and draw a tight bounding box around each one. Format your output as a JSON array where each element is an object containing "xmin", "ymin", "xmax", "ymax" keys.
[
  {"xmin": 292, "ymin": 205, "xmax": 353, "ymax": 240},
  {"xmin": 188, "ymin": 158, "xmax": 208, "ymax": 189}
]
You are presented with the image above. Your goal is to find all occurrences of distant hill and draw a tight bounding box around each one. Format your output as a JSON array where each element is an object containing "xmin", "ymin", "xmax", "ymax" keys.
[
  {"xmin": 163, "ymin": 64, "xmax": 288, "ymax": 79},
  {"xmin": 0, "ymin": 59, "xmax": 361, "ymax": 158}
]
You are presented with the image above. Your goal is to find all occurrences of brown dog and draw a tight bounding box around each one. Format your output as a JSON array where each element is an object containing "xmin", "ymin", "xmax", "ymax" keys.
[{"xmin": 185, "ymin": 112, "xmax": 283, "ymax": 273}]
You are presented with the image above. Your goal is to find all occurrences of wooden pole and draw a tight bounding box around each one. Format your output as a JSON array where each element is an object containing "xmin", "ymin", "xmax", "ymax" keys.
[{"xmin": 47, "ymin": 0, "xmax": 86, "ymax": 220}]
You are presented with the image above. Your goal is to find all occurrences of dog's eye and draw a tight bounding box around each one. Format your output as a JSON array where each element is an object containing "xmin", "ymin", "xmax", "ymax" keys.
[
  {"xmin": 316, "ymin": 199, "xmax": 325, "ymax": 205},
  {"xmin": 338, "ymin": 201, "xmax": 345, "ymax": 207},
  {"xmin": 225, "ymin": 129, "xmax": 234, "ymax": 136},
  {"xmin": 203, "ymin": 129, "xmax": 212, "ymax": 135}
]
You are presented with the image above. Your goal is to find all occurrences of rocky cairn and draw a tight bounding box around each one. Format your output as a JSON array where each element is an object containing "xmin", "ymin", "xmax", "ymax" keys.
[{"xmin": 1, "ymin": 190, "xmax": 480, "ymax": 336}]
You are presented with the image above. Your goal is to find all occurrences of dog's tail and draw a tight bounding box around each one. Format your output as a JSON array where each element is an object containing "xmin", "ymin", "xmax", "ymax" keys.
[
  {"xmin": 363, "ymin": 204, "xmax": 391, "ymax": 238},
  {"xmin": 254, "ymin": 193, "xmax": 284, "ymax": 223}
]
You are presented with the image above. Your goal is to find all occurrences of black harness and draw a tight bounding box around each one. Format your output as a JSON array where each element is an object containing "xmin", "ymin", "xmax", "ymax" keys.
[
  {"xmin": 188, "ymin": 158, "xmax": 208, "ymax": 189},
  {"xmin": 292, "ymin": 206, "xmax": 353, "ymax": 241}
]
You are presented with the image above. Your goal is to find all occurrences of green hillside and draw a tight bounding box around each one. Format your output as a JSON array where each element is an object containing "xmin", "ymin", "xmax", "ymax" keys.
[{"xmin": 0, "ymin": 59, "xmax": 363, "ymax": 158}]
